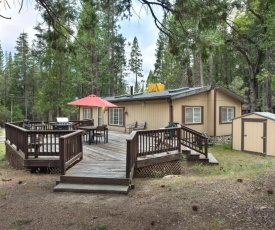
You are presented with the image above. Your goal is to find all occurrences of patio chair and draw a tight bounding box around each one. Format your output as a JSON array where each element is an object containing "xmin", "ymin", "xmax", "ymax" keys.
[
  {"xmin": 77, "ymin": 121, "xmax": 90, "ymax": 142},
  {"xmin": 28, "ymin": 134, "xmax": 44, "ymax": 158},
  {"xmin": 133, "ymin": 121, "xmax": 146, "ymax": 131},
  {"xmin": 94, "ymin": 125, "xmax": 107, "ymax": 144},
  {"xmin": 125, "ymin": 121, "xmax": 137, "ymax": 134}
]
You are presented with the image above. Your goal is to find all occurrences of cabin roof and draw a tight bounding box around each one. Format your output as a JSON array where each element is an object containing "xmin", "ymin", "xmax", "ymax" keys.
[{"xmin": 104, "ymin": 85, "xmax": 245, "ymax": 103}]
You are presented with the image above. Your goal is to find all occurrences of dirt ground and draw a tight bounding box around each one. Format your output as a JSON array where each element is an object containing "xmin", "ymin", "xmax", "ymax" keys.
[{"xmin": 0, "ymin": 159, "xmax": 275, "ymax": 230}]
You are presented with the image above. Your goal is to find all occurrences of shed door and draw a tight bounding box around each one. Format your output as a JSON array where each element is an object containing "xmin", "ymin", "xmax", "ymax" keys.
[{"xmin": 242, "ymin": 119, "xmax": 266, "ymax": 154}]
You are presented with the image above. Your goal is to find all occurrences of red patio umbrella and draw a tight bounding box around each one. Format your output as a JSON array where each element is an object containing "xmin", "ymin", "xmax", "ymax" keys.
[{"xmin": 68, "ymin": 94, "xmax": 117, "ymax": 107}]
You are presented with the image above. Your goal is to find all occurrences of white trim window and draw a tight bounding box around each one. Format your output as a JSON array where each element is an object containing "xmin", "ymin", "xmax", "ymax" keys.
[
  {"xmin": 221, "ymin": 107, "xmax": 235, "ymax": 123},
  {"xmin": 185, "ymin": 107, "xmax": 202, "ymax": 124},
  {"xmin": 109, "ymin": 108, "xmax": 123, "ymax": 126},
  {"xmin": 83, "ymin": 108, "xmax": 92, "ymax": 119}
]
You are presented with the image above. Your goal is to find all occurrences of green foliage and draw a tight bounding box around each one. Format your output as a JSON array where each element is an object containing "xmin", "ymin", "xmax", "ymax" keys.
[
  {"xmin": 12, "ymin": 105, "xmax": 24, "ymax": 122},
  {"xmin": 129, "ymin": 36, "xmax": 143, "ymax": 93},
  {"xmin": 152, "ymin": 170, "xmax": 163, "ymax": 179},
  {"xmin": 185, "ymin": 145, "xmax": 275, "ymax": 176},
  {"xmin": 211, "ymin": 217, "xmax": 229, "ymax": 230},
  {"xmin": 13, "ymin": 219, "xmax": 32, "ymax": 229},
  {"xmin": 2, "ymin": 0, "xmax": 275, "ymax": 119},
  {"xmin": 93, "ymin": 224, "xmax": 110, "ymax": 230},
  {"xmin": 0, "ymin": 105, "xmax": 10, "ymax": 126},
  {"xmin": 0, "ymin": 143, "xmax": 5, "ymax": 161},
  {"xmin": 228, "ymin": 76, "xmax": 249, "ymax": 99}
]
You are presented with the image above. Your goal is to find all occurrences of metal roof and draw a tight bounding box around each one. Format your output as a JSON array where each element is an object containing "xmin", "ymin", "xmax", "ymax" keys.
[
  {"xmin": 104, "ymin": 85, "xmax": 245, "ymax": 103},
  {"xmin": 254, "ymin": 112, "xmax": 275, "ymax": 120},
  {"xmin": 233, "ymin": 112, "xmax": 275, "ymax": 121},
  {"xmin": 104, "ymin": 86, "xmax": 211, "ymax": 102}
]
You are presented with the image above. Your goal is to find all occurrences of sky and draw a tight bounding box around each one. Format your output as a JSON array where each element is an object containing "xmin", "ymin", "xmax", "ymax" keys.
[{"xmin": 0, "ymin": 2, "xmax": 163, "ymax": 86}]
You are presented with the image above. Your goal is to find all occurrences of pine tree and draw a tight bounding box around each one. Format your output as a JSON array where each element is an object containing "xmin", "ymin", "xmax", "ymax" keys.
[
  {"xmin": 12, "ymin": 33, "xmax": 30, "ymax": 119},
  {"xmin": 0, "ymin": 43, "xmax": 4, "ymax": 104},
  {"xmin": 129, "ymin": 36, "xmax": 143, "ymax": 93}
]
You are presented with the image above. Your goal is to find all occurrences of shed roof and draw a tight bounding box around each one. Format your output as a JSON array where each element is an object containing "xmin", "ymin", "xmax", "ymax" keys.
[
  {"xmin": 104, "ymin": 85, "xmax": 244, "ymax": 103},
  {"xmin": 234, "ymin": 112, "xmax": 275, "ymax": 121}
]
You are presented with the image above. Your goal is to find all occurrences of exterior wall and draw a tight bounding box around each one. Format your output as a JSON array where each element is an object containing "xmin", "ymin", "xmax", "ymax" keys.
[
  {"xmin": 106, "ymin": 100, "xmax": 170, "ymax": 132},
  {"xmin": 173, "ymin": 92, "xmax": 209, "ymax": 133},
  {"xmin": 173, "ymin": 89, "xmax": 242, "ymax": 137},
  {"xmin": 266, "ymin": 119, "xmax": 275, "ymax": 157},
  {"xmin": 77, "ymin": 88, "xmax": 243, "ymax": 136},
  {"xmin": 232, "ymin": 117, "xmax": 242, "ymax": 151},
  {"xmin": 79, "ymin": 107, "xmax": 99, "ymax": 126},
  {"xmin": 215, "ymin": 90, "xmax": 242, "ymax": 136},
  {"xmin": 233, "ymin": 113, "xmax": 275, "ymax": 157},
  {"xmin": 207, "ymin": 90, "xmax": 215, "ymax": 136}
]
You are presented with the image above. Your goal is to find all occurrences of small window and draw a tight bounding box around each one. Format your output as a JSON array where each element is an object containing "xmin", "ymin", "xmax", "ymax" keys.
[
  {"xmin": 109, "ymin": 108, "xmax": 123, "ymax": 126},
  {"xmin": 83, "ymin": 108, "xmax": 92, "ymax": 119},
  {"xmin": 220, "ymin": 107, "xmax": 235, "ymax": 123},
  {"xmin": 183, "ymin": 106, "xmax": 203, "ymax": 124}
]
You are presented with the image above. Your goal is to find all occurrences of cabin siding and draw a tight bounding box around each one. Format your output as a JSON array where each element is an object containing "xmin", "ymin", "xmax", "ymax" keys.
[
  {"xmin": 173, "ymin": 92, "xmax": 209, "ymax": 133},
  {"xmin": 77, "ymin": 87, "xmax": 243, "ymax": 138},
  {"xmin": 79, "ymin": 107, "xmax": 98, "ymax": 126},
  {"xmin": 215, "ymin": 90, "xmax": 242, "ymax": 136},
  {"xmin": 207, "ymin": 90, "xmax": 215, "ymax": 136},
  {"xmin": 107, "ymin": 100, "xmax": 170, "ymax": 132}
]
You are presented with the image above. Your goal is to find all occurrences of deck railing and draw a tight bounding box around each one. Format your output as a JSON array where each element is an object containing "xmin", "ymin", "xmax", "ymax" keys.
[
  {"xmin": 180, "ymin": 125, "xmax": 208, "ymax": 158},
  {"xmin": 126, "ymin": 132, "xmax": 139, "ymax": 179},
  {"xmin": 5, "ymin": 123, "xmax": 73, "ymax": 158},
  {"xmin": 5, "ymin": 121, "xmax": 85, "ymax": 174},
  {"xmin": 59, "ymin": 130, "xmax": 83, "ymax": 175},
  {"xmin": 126, "ymin": 125, "xmax": 209, "ymax": 177},
  {"xmin": 126, "ymin": 128, "xmax": 181, "ymax": 178}
]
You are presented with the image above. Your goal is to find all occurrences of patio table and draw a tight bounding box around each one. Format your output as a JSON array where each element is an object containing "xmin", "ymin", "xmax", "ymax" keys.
[{"xmin": 78, "ymin": 126, "xmax": 97, "ymax": 145}]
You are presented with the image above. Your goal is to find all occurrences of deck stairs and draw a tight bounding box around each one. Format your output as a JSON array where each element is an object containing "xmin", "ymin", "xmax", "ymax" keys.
[
  {"xmin": 53, "ymin": 160, "xmax": 131, "ymax": 194},
  {"xmin": 182, "ymin": 146, "xmax": 218, "ymax": 164},
  {"xmin": 54, "ymin": 131, "xmax": 133, "ymax": 194}
]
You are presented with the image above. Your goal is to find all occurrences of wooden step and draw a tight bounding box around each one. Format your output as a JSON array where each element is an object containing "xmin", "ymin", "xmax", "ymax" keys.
[
  {"xmin": 53, "ymin": 183, "xmax": 130, "ymax": 194},
  {"xmin": 208, "ymin": 153, "xmax": 219, "ymax": 165},
  {"xmin": 59, "ymin": 175, "xmax": 130, "ymax": 186}
]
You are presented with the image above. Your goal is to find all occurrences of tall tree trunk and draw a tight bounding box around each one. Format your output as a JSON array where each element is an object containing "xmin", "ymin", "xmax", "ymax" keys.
[
  {"xmin": 187, "ymin": 64, "xmax": 193, "ymax": 87},
  {"xmin": 249, "ymin": 67, "xmax": 256, "ymax": 112},
  {"xmin": 200, "ymin": 55, "xmax": 204, "ymax": 86},
  {"xmin": 109, "ymin": 4, "xmax": 115, "ymax": 96},
  {"xmin": 91, "ymin": 44, "xmax": 98, "ymax": 95},
  {"xmin": 266, "ymin": 75, "xmax": 272, "ymax": 111},
  {"xmin": 209, "ymin": 53, "xmax": 213, "ymax": 86}
]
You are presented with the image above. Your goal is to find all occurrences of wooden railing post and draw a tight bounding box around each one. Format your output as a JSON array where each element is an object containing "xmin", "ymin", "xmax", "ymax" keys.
[
  {"xmin": 60, "ymin": 137, "xmax": 65, "ymax": 175},
  {"xmin": 179, "ymin": 124, "xmax": 209, "ymax": 158},
  {"xmin": 126, "ymin": 139, "xmax": 131, "ymax": 178}
]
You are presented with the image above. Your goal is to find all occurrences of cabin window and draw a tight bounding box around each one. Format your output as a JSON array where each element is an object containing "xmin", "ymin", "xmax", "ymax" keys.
[
  {"xmin": 83, "ymin": 108, "xmax": 92, "ymax": 119},
  {"xmin": 109, "ymin": 108, "xmax": 123, "ymax": 126},
  {"xmin": 220, "ymin": 107, "xmax": 235, "ymax": 123},
  {"xmin": 183, "ymin": 106, "xmax": 203, "ymax": 124}
]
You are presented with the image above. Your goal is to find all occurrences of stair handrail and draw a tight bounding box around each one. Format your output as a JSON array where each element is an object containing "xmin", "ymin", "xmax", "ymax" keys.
[{"xmin": 179, "ymin": 124, "xmax": 208, "ymax": 158}]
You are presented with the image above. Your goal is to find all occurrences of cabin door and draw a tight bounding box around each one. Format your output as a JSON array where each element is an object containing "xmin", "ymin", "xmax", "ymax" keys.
[
  {"xmin": 97, "ymin": 107, "xmax": 103, "ymax": 126},
  {"xmin": 242, "ymin": 119, "xmax": 266, "ymax": 154}
]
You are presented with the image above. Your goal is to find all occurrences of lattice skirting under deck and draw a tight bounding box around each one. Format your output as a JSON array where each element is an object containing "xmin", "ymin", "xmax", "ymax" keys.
[
  {"xmin": 135, "ymin": 160, "xmax": 182, "ymax": 178},
  {"xmin": 5, "ymin": 144, "xmax": 25, "ymax": 170}
]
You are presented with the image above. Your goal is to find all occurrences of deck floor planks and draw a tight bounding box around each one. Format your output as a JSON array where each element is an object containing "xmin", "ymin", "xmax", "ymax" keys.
[{"xmin": 64, "ymin": 131, "xmax": 130, "ymax": 179}]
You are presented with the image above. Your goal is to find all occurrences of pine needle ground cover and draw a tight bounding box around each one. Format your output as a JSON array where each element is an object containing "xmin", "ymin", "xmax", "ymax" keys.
[{"xmin": 0, "ymin": 143, "xmax": 274, "ymax": 229}]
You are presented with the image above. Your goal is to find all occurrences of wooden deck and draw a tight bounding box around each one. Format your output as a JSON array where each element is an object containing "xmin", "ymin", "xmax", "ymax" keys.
[
  {"xmin": 54, "ymin": 131, "xmax": 131, "ymax": 194},
  {"xmin": 5, "ymin": 123, "xmax": 218, "ymax": 194}
]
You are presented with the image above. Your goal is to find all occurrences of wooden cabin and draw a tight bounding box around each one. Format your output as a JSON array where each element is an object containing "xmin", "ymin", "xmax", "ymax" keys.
[{"xmin": 99, "ymin": 86, "xmax": 244, "ymax": 141}]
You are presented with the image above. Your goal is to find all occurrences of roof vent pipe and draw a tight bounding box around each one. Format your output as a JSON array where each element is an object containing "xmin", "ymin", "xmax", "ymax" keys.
[{"xmin": 130, "ymin": 86, "xmax": 133, "ymax": 96}]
